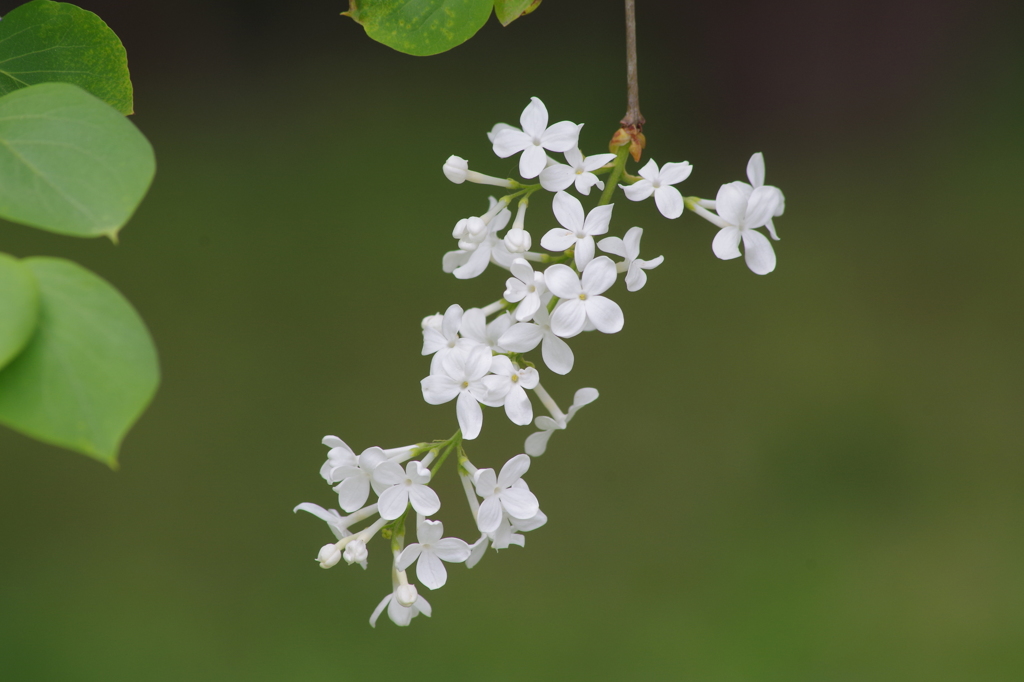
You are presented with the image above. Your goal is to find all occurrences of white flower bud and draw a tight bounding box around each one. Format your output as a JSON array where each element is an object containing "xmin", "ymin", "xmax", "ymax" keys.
[
  {"xmin": 343, "ymin": 538, "xmax": 368, "ymax": 567},
  {"xmin": 465, "ymin": 216, "xmax": 487, "ymax": 237},
  {"xmin": 396, "ymin": 583, "xmax": 418, "ymax": 607},
  {"xmin": 317, "ymin": 543, "xmax": 341, "ymax": 569},
  {"xmin": 443, "ymin": 155, "xmax": 469, "ymax": 184},
  {"xmin": 421, "ymin": 313, "xmax": 444, "ymax": 332},
  {"xmin": 452, "ymin": 218, "xmax": 470, "ymax": 239},
  {"xmin": 504, "ymin": 228, "xmax": 531, "ymax": 253}
]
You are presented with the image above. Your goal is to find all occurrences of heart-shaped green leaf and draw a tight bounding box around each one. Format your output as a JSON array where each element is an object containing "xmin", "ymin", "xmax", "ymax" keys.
[
  {"xmin": 0, "ymin": 0, "xmax": 134, "ymax": 115},
  {"xmin": 493, "ymin": 0, "xmax": 541, "ymax": 26},
  {"xmin": 344, "ymin": 0, "xmax": 494, "ymax": 56},
  {"xmin": 0, "ymin": 82, "xmax": 155, "ymax": 238},
  {"xmin": 0, "ymin": 257, "xmax": 159, "ymax": 466},
  {"xmin": 0, "ymin": 252, "xmax": 39, "ymax": 371}
]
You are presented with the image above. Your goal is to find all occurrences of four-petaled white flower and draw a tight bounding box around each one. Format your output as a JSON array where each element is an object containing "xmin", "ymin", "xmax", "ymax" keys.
[
  {"xmin": 492, "ymin": 98, "xmax": 581, "ymax": 179},
  {"xmin": 370, "ymin": 576, "xmax": 432, "ymax": 628},
  {"xmin": 540, "ymin": 191, "xmax": 613, "ymax": 270},
  {"xmin": 420, "ymin": 344, "xmax": 493, "ymax": 439},
  {"xmin": 504, "ymin": 258, "xmax": 547, "ymax": 322},
  {"xmin": 712, "ymin": 175, "xmax": 783, "ymax": 276},
  {"xmin": 621, "ymin": 159, "xmax": 693, "ymax": 219},
  {"xmin": 483, "ymin": 356, "xmax": 539, "ymax": 426},
  {"xmin": 598, "ymin": 226, "xmax": 664, "ymax": 292},
  {"xmin": 473, "ymin": 454, "xmax": 540, "ymax": 533},
  {"xmin": 498, "ymin": 304, "xmax": 574, "ymax": 375},
  {"xmin": 396, "ymin": 518, "xmax": 472, "ymax": 590},
  {"xmin": 524, "ymin": 387, "xmax": 599, "ymax": 456},
  {"xmin": 546, "ymin": 257, "xmax": 624, "ymax": 338},
  {"xmin": 421, "ymin": 304, "xmax": 473, "ymax": 374},
  {"xmin": 331, "ymin": 445, "xmax": 389, "ymax": 512},
  {"xmin": 372, "ymin": 460, "xmax": 441, "ymax": 520},
  {"xmin": 459, "ymin": 308, "xmax": 512, "ymax": 354},
  {"xmin": 540, "ymin": 147, "xmax": 617, "ymax": 195}
]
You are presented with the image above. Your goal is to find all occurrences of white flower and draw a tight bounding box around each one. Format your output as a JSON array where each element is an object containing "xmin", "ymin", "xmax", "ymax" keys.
[
  {"xmin": 504, "ymin": 258, "xmax": 547, "ymax": 322},
  {"xmin": 467, "ymin": 507, "xmax": 548, "ymax": 569},
  {"xmin": 319, "ymin": 435, "xmax": 356, "ymax": 483},
  {"xmin": 443, "ymin": 200, "xmax": 516, "ymax": 279},
  {"xmin": 712, "ymin": 179, "xmax": 783, "ymax": 276},
  {"xmin": 539, "ymin": 147, "xmax": 617, "ymax": 195},
  {"xmin": 372, "ymin": 460, "xmax": 441, "ymax": 520},
  {"xmin": 459, "ymin": 309, "xmax": 512, "ymax": 354},
  {"xmin": 331, "ymin": 446, "xmax": 389, "ymax": 512},
  {"xmin": 483, "ymin": 356, "xmax": 539, "ymax": 426},
  {"xmin": 524, "ymin": 387, "xmax": 599, "ymax": 456},
  {"xmin": 597, "ymin": 226, "xmax": 664, "ymax": 292},
  {"xmin": 621, "ymin": 159, "xmax": 693, "ymax": 219},
  {"xmin": 396, "ymin": 518, "xmax": 471, "ymax": 590},
  {"xmin": 745, "ymin": 152, "xmax": 785, "ymax": 240},
  {"xmin": 539, "ymin": 191, "xmax": 613, "ymax": 270},
  {"xmin": 421, "ymin": 304, "xmax": 477, "ymax": 374},
  {"xmin": 546, "ymin": 257, "xmax": 624, "ymax": 338},
  {"xmin": 421, "ymin": 313, "xmax": 444, "ymax": 332},
  {"xmin": 497, "ymin": 304, "xmax": 574, "ymax": 375},
  {"xmin": 317, "ymin": 543, "xmax": 342, "ymax": 569},
  {"xmin": 473, "ymin": 454, "xmax": 540, "ymax": 533},
  {"xmin": 369, "ymin": 577, "xmax": 432, "ymax": 628},
  {"xmin": 420, "ymin": 344, "xmax": 493, "ymax": 439},
  {"xmin": 492, "ymin": 97, "xmax": 581, "ymax": 179}
]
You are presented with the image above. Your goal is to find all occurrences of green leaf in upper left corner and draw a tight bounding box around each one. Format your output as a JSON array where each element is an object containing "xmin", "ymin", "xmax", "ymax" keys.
[{"xmin": 0, "ymin": 0, "xmax": 134, "ymax": 115}]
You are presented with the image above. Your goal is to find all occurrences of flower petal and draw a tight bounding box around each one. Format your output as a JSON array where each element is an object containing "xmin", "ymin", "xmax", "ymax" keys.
[
  {"xmin": 582, "ymin": 152, "xmax": 617, "ymax": 171},
  {"xmin": 539, "ymin": 164, "xmax": 575, "ymax": 192},
  {"xmin": 540, "ymin": 121, "xmax": 581, "ymax": 152},
  {"xmin": 498, "ymin": 322, "xmax": 544, "ymax": 352},
  {"xmin": 525, "ymin": 429, "xmax": 555, "ymax": 456},
  {"xmin": 658, "ymin": 161, "xmax": 693, "ymax": 186},
  {"xmin": 416, "ymin": 551, "xmax": 448, "ymax": 590},
  {"xmin": 625, "ymin": 261, "xmax": 648, "ymax": 292},
  {"xmin": 712, "ymin": 226, "xmax": 742, "ymax": 260},
  {"xmin": 519, "ymin": 145, "xmax": 547, "ymax": 179},
  {"xmin": 585, "ymin": 296, "xmax": 624, "ymax": 334},
  {"xmin": 504, "ymin": 385, "xmax": 534, "ymax": 426},
  {"xmin": 372, "ymin": 460, "xmax": 405, "ymax": 486},
  {"xmin": 541, "ymin": 332, "xmax": 574, "ymax": 374},
  {"xmin": 637, "ymin": 158, "xmax": 660, "ymax": 181},
  {"xmin": 622, "ymin": 179, "xmax": 654, "ymax": 201},
  {"xmin": 335, "ymin": 476, "xmax": 371, "ymax": 513},
  {"xmin": 418, "ymin": 518, "xmax": 444, "ymax": 545},
  {"xmin": 654, "ymin": 185, "xmax": 683, "ymax": 219},
  {"xmin": 715, "ymin": 181, "xmax": 752, "ymax": 226},
  {"xmin": 500, "ymin": 487, "xmax": 540, "ymax": 520},
  {"xmin": 492, "ymin": 128, "xmax": 531, "ymax": 158},
  {"xmin": 519, "ymin": 97, "xmax": 548, "ymax": 137},
  {"xmin": 745, "ymin": 185, "xmax": 781, "ymax": 229},
  {"xmin": 369, "ymin": 594, "xmax": 392, "ymax": 628},
  {"xmin": 741, "ymin": 228, "xmax": 777, "ymax": 275},
  {"xmin": 597, "ymin": 236, "xmax": 626, "ymax": 258},
  {"xmin": 550, "ymin": 299, "xmax": 587, "ymax": 338},
  {"xmin": 409, "ymin": 483, "xmax": 442, "ymax": 516},
  {"xmin": 421, "ymin": 375, "xmax": 460, "ymax": 405},
  {"xmin": 580, "ymin": 256, "xmax": 617, "ymax": 296},
  {"xmin": 456, "ymin": 391, "xmax": 484, "ymax": 440},
  {"xmin": 574, "ymin": 235, "xmax": 595, "ymax": 270},
  {"xmin": 477, "ymin": 496, "xmax": 504, "ymax": 533},
  {"xmin": 497, "ymin": 453, "xmax": 531, "ymax": 488},
  {"xmin": 543, "ymin": 264, "xmax": 582, "ymax": 298},
  {"xmin": 396, "ymin": 544, "xmax": 422, "ymax": 572},
  {"xmin": 540, "ymin": 228, "xmax": 579, "ymax": 253},
  {"xmin": 551, "ymin": 191, "xmax": 584, "ymax": 232},
  {"xmin": 433, "ymin": 537, "xmax": 472, "ymax": 563},
  {"xmin": 582, "ymin": 204, "xmax": 613, "ymax": 236},
  {"xmin": 746, "ymin": 152, "xmax": 765, "ymax": 187},
  {"xmin": 453, "ymin": 242, "xmax": 492, "ymax": 279},
  {"xmin": 377, "ymin": 485, "xmax": 409, "ymax": 520}
]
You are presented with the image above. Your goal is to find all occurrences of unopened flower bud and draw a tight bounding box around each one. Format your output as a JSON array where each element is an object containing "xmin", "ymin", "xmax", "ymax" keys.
[
  {"xmin": 317, "ymin": 543, "xmax": 341, "ymax": 569},
  {"xmin": 396, "ymin": 583, "xmax": 418, "ymax": 607},
  {"xmin": 421, "ymin": 313, "xmax": 443, "ymax": 332},
  {"xmin": 504, "ymin": 228, "xmax": 531, "ymax": 253},
  {"xmin": 465, "ymin": 216, "xmax": 487, "ymax": 237},
  {"xmin": 452, "ymin": 218, "xmax": 470, "ymax": 239},
  {"xmin": 443, "ymin": 155, "xmax": 469, "ymax": 184},
  {"xmin": 343, "ymin": 538, "xmax": 368, "ymax": 567}
]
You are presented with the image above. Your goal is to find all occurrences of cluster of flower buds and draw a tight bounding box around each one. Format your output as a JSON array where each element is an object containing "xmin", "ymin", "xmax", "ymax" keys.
[{"xmin": 295, "ymin": 97, "xmax": 786, "ymax": 627}]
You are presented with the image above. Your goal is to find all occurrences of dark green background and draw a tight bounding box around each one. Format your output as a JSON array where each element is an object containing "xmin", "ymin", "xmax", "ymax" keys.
[{"xmin": 1, "ymin": 1, "xmax": 1022, "ymax": 679}]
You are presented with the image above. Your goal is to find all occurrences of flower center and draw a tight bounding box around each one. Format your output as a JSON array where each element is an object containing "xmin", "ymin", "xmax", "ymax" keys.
[
  {"xmin": 511, "ymin": 374, "xmax": 519, "ymax": 383},
  {"xmin": 493, "ymin": 487, "xmax": 502, "ymax": 496},
  {"xmin": 403, "ymin": 479, "xmax": 413, "ymax": 487},
  {"xmin": 447, "ymin": 339, "xmax": 456, "ymax": 348},
  {"xmin": 527, "ymin": 285, "xmax": 535, "ymax": 293},
  {"xmin": 579, "ymin": 293, "xmax": 588, "ymax": 300},
  {"xmin": 461, "ymin": 381, "xmax": 470, "ymax": 389}
]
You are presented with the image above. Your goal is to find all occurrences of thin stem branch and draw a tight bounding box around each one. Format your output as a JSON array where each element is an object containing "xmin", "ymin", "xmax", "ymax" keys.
[{"xmin": 621, "ymin": 0, "xmax": 644, "ymax": 129}]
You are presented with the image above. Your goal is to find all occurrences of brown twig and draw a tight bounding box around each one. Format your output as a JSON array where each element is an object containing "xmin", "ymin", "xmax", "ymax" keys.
[{"xmin": 621, "ymin": 0, "xmax": 644, "ymax": 130}]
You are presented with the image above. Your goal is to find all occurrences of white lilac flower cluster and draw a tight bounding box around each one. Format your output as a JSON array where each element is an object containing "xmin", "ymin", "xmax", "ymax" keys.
[{"xmin": 295, "ymin": 97, "xmax": 787, "ymax": 627}]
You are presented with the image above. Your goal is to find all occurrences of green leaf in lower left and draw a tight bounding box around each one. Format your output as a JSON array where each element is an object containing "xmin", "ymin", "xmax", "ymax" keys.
[{"xmin": 0, "ymin": 257, "xmax": 159, "ymax": 466}]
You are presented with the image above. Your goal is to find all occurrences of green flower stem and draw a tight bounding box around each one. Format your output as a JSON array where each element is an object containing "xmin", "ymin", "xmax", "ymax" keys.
[{"xmin": 599, "ymin": 143, "xmax": 632, "ymax": 206}]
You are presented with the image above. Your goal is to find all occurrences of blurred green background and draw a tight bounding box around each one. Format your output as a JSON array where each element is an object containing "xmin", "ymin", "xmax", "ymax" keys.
[{"xmin": 1, "ymin": 1, "xmax": 1022, "ymax": 679}]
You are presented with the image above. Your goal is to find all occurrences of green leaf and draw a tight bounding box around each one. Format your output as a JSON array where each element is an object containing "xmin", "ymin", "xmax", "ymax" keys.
[
  {"xmin": 0, "ymin": 257, "xmax": 159, "ymax": 466},
  {"xmin": 0, "ymin": 252, "xmax": 39, "ymax": 372},
  {"xmin": 493, "ymin": 0, "xmax": 541, "ymax": 26},
  {"xmin": 0, "ymin": 82, "xmax": 155, "ymax": 238},
  {"xmin": 344, "ymin": 0, "xmax": 494, "ymax": 56},
  {"xmin": 0, "ymin": 0, "xmax": 134, "ymax": 115}
]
